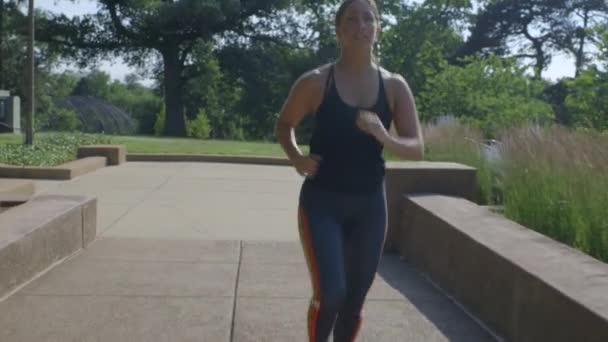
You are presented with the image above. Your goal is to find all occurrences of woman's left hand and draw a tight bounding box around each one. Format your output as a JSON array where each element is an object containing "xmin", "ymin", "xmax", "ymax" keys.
[{"xmin": 356, "ymin": 110, "xmax": 387, "ymax": 141}]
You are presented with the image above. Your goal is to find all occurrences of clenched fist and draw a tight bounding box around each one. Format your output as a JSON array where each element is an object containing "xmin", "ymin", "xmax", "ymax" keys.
[
  {"xmin": 294, "ymin": 153, "xmax": 322, "ymax": 178},
  {"xmin": 356, "ymin": 110, "xmax": 387, "ymax": 141}
]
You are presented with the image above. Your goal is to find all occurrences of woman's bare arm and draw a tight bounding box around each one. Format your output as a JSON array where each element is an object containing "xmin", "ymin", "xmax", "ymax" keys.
[
  {"xmin": 275, "ymin": 68, "xmax": 325, "ymax": 175},
  {"xmin": 379, "ymin": 73, "xmax": 424, "ymax": 160}
]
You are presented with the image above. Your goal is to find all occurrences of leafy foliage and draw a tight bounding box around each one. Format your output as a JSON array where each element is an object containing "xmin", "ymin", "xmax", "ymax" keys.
[
  {"xmin": 2, "ymin": 0, "xmax": 606, "ymax": 142},
  {"xmin": 37, "ymin": 0, "xmax": 293, "ymax": 136},
  {"xmin": 186, "ymin": 108, "xmax": 211, "ymax": 139},
  {"xmin": 564, "ymin": 68, "xmax": 608, "ymax": 131},
  {"xmin": 379, "ymin": 1, "xmax": 467, "ymax": 93},
  {"xmin": 424, "ymin": 120, "xmax": 608, "ymax": 262},
  {"xmin": 0, "ymin": 132, "xmax": 112, "ymax": 166},
  {"xmin": 418, "ymin": 55, "xmax": 554, "ymax": 137}
]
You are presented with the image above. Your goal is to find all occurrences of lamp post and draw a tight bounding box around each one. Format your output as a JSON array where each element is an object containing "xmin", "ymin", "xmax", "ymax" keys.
[{"xmin": 25, "ymin": 0, "xmax": 34, "ymax": 145}]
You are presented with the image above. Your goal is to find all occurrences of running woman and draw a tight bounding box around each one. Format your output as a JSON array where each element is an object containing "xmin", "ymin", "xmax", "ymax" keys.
[{"xmin": 275, "ymin": 1, "xmax": 424, "ymax": 341}]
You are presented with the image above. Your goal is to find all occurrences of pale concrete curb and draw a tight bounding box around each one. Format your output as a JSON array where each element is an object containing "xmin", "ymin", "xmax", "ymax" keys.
[
  {"xmin": 78, "ymin": 145, "xmax": 126, "ymax": 166},
  {"xmin": 0, "ymin": 157, "xmax": 107, "ymax": 180},
  {"xmin": 127, "ymin": 153, "xmax": 292, "ymax": 166},
  {"xmin": 0, "ymin": 145, "xmax": 128, "ymax": 180},
  {"xmin": 0, "ymin": 194, "xmax": 97, "ymax": 299}
]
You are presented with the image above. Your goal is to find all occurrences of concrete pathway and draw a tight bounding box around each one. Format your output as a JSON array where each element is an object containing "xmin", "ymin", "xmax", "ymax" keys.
[{"xmin": 0, "ymin": 162, "xmax": 497, "ymax": 341}]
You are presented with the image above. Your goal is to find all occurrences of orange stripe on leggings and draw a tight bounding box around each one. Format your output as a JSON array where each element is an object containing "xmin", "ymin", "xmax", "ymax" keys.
[
  {"xmin": 298, "ymin": 206, "xmax": 320, "ymax": 342},
  {"xmin": 350, "ymin": 315, "xmax": 362, "ymax": 342}
]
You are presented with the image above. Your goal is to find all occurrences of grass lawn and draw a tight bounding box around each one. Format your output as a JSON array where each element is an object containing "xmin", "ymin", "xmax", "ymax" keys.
[
  {"xmin": 0, "ymin": 133, "xmax": 21, "ymax": 146},
  {"xmin": 111, "ymin": 135, "xmax": 294, "ymax": 157},
  {"xmin": 0, "ymin": 133, "xmax": 305, "ymax": 159},
  {"xmin": 0, "ymin": 133, "xmax": 413, "ymax": 161}
]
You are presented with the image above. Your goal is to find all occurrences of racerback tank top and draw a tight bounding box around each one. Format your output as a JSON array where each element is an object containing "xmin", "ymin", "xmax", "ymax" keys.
[{"xmin": 306, "ymin": 64, "xmax": 393, "ymax": 194}]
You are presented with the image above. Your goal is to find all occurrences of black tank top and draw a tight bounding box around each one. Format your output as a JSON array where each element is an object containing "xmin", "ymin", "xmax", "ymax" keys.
[{"xmin": 306, "ymin": 64, "xmax": 393, "ymax": 194}]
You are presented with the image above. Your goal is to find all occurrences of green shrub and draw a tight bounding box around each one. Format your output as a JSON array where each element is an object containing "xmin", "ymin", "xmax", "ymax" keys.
[
  {"xmin": 153, "ymin": 103, "xmax": 165, "ymax": 136},
  {"xmin": 419, "ymin": 55, "xmax": 554, "ymax": 138},
  {"xmin": 49, "ymin": 108, "xmax": 81, "ymax": 132},
  {"xmin": 425, "ymin": 120, "xmax": 608, "ymax": 262},
  {"xmin": 35, "ymin": 95, "xmax": 81, "ymax": 132},
  {"xmin": 564, "ymin": 68, "xmax": 608, "ymax": 131},
  {"xmin": 499, "ymin": 126, "xmax": 608, "ymax": 262},
  {"xmin": 186, "ymin": 108, "xmax": 211, "ymax": 139},
  {"xmin": 0, "ymin": 132, "xmax": 113, "ymax": 166},
  {"xmin": 423, "ymin": 118, "xmax": 499, "ymax": 205}
]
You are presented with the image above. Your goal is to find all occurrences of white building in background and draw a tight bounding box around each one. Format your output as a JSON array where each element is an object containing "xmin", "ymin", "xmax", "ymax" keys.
[{"xmin": 0, "ymin": 90, "xmax": 20, "ymax": 134}]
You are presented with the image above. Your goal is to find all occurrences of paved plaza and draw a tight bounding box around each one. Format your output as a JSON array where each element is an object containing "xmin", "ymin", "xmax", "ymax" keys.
[{"xmin": 0, "ymin": 162, "xmax": 497, "ymax": 341}]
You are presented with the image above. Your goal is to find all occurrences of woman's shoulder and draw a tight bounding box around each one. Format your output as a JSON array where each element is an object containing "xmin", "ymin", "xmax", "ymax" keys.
[
  {"xmin": 378, "ymin": 66, "xmax": 408, "ymax": 86},
  {"xmin": 378, "ymin": 67, "xmax": 414, "ymax": 111},
  {"xmin": 379, "ymin": 67, "xmax": 413, "ymax": 96},
  {"xmin": 296, "ymin": 63, "xmax": 333, "ymax": 87},
  {"xmin": 289, "ymin": 63, "xmax": 333, "ymax": 100}
]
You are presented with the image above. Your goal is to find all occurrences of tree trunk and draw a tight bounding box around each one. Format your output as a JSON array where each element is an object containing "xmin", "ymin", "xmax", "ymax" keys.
[
  {"xmin": 25, "ymin": 0, "xmax": 34, "ymax": 145},
  {"xmin": 523, "ymin": 26, "xmax": 546, "ymax": 80},
  {"xmin": 534, "ymin": 45, "xmax": 546, "ymax": 80},
  {"xmin": 0, "ymin": 0, "xmax": 4, "ymax": 89},
  {"xmin": 161, "ymin": 45, "xmax": 185, "ymax": 136},
  {"xmin": 574, "ymin": 10, "xmax": 589, "ymax": 77}
]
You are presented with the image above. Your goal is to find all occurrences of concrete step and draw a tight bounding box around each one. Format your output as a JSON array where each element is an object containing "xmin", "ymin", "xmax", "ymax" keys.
[{"xmin": 0, "ymin": 194, "xmax": 97, "ymax": 300}]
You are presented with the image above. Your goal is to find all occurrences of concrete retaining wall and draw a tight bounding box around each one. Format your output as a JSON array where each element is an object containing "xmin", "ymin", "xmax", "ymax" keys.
[
  {"xmin": 78, "ymin": 145, "xmax": 126, "ymax": 166},
  {"xmin": 399, "ymin": 194, "xmax": 608, "ymax": 342},
  {"xmin": 383, "ymin": 161, "xmax": 477, "ymax": 252},
  {"xmin": 0, "ymin": 144, "xmax": 127, "ymax": 180},
  {"xmin": 0, "ymin": 157, "xmax": 106, "ymax": 180},
  {"xmin": 0, "ymin": 195, "xmax": 97, "ymax": 299}
]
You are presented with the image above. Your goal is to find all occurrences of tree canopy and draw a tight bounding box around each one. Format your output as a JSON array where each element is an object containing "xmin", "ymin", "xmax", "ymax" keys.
[{"xmin": 1, "ymin": 0, "xmax": 605, "ymax": 139}]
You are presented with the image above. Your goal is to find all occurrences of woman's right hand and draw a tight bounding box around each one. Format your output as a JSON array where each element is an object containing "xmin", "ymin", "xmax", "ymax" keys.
[{"xmin": 294, "ymin": 154, "xmax": 322, "ymax": 178}]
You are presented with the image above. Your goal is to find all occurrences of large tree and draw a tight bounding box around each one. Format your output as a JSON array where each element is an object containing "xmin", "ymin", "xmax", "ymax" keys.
[
  {"xmin": 0, "ymin": 0, "xmax": 24, "ymax": 89},
  {"xmin": 449, "ymin": 0, "xmax": 608, "ymax": 79},
  {"xmin": 38, "ymin": 0, "xmax": 290, "ymax": 136},
  {"xmin": 380, "ymin": 0, "xmax": 469, "ymax": 94},
  {"xmin": 0, "ymin": 0, "xmax": 28, "ymax": 91},
  {"xmin": 450, "ymin": 0, "xmax": 566, "ymax": 79},
  {"xmin": 554, "ymin": 0, "xmax": 608, "ymax": 76}
]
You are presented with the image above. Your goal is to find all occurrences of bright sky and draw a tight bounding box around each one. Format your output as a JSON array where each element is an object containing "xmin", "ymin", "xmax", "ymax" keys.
[{"xmin": 36, "ymin": 0, "xmax": 577, "ymax": 84}]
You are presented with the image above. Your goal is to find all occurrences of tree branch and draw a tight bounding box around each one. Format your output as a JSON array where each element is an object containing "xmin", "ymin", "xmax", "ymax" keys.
[
  {"xmin": 44, "ymin": 36, "xmax": 124, "ymax": 51},
  {"xmin": 521, "ymin": 26, "xmax": 538, "ymax": 44},
  {"xmin": 231, "ymin": 28, "xmax": 303, "ymax": 50},
  {"xmin": 106, "ymin": 2, "xmax": 138, "ymax": 42},
  {"xmin": 179, "ymin": 41, "xmax": 196, "ymax": 66},
  {"xmin": 181, "ymin": 64, "xmax": 205, "ymax": 81},
  {"xmin": 512, "ymin": 53, "xmax": 538, "ymax": 59}
]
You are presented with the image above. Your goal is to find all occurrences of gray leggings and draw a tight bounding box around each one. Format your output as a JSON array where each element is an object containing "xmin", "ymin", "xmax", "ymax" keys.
[{"xmin": 298, "ymin": 180, "xmax": 387, "ymax": 342}]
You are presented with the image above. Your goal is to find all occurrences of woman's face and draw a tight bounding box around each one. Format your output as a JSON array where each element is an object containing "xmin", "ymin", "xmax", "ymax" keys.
[{"xmin": 336, "ymin": 1, "xmax": 379, "ymax": 52}]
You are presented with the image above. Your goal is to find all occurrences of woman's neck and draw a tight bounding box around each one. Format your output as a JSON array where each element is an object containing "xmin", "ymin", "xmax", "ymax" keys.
[{"xmin": 336, "ymin": 50, "xmax": 375, "ymax": 76}]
